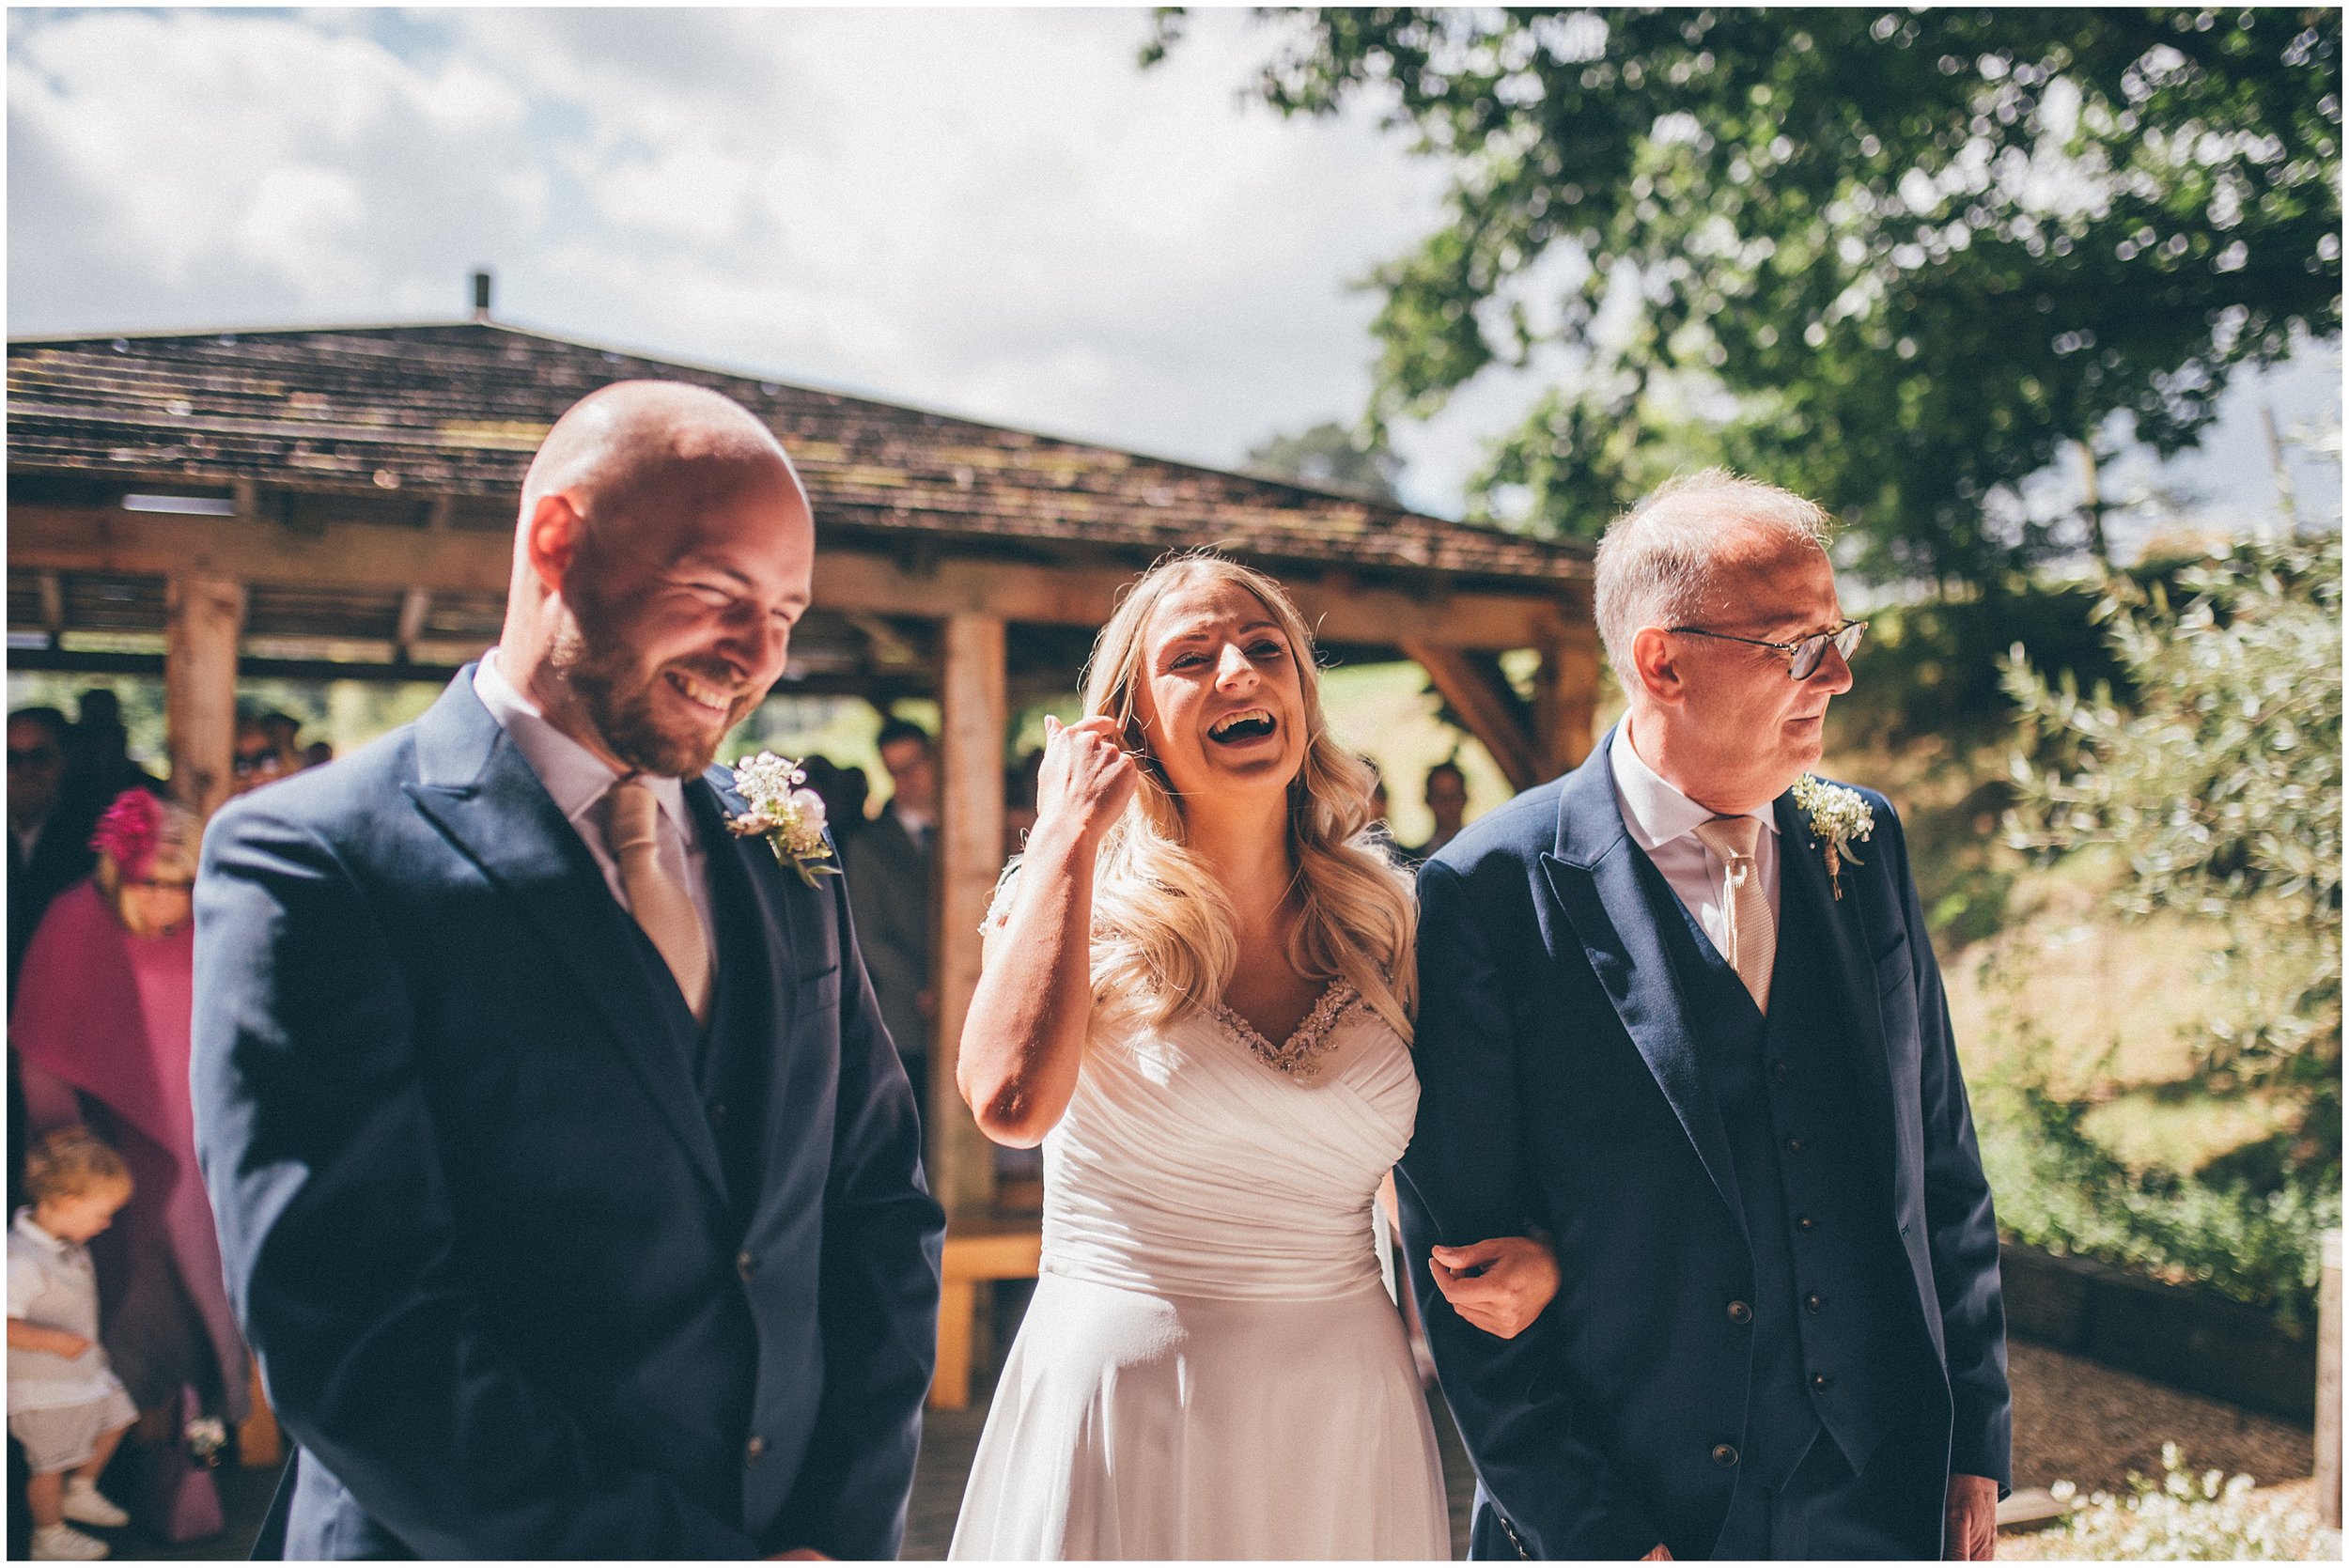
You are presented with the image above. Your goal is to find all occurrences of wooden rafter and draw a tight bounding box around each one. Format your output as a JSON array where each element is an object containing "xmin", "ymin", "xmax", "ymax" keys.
[
  {"xmin": 8, "ymin": 505, "xmax": 1584, "ymax": 654},
  {"xmin": 1402, "ymin": 639, "xmax": 1544, "ymax": 792}
]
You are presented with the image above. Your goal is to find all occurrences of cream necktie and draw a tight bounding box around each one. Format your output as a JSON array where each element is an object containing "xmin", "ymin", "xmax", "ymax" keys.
[
  {"xmin": 1691, "ymin": 815, "xmax": 1776, "ymax": 1015},
  {"xmin": 607, "ymin": 778, "xmax": 712, "ymax": 1025}
]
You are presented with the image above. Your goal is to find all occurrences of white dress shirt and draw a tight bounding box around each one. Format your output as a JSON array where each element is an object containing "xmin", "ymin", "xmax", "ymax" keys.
[
  {"xmin": 474, "ymin": 650, "xmax": 717, "ymax": 957},
  {"xmin": 1609, "ymin": 717, "xmax": 1781, "ymax": 959}
]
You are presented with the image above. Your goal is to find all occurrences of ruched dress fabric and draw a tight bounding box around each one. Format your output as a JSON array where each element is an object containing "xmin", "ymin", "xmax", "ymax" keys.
[{"xmin": 949, "ymin": 987, "xmax": 1451, "ymax": 1560}]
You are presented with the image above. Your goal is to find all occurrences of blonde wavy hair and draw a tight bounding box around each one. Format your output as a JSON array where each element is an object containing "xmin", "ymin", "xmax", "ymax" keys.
[{"xmin": 1034, "ymin": 553, "xmax": 1419, "ymax": 1041}]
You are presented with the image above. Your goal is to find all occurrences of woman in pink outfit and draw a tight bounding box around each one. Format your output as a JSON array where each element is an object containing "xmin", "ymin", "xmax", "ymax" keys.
[{"xmin": 12, "ymin": 791, "xmax": 249, "ymax": 1539}]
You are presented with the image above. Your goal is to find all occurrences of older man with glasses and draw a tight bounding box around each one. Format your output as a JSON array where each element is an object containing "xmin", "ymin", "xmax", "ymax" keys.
[{"xmin": 1400, "ymin": 470, "xmax": 2010, "ymax": 1561}]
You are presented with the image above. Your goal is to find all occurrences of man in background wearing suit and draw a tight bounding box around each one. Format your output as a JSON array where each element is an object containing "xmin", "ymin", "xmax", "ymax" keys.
[
  {"xmin": 847, "ymin": 716, "xmax": 938, "ymax": 1126},
  {"xmin": 193, "ymin": 380, "xmax": 943, "ymax": 1558}
]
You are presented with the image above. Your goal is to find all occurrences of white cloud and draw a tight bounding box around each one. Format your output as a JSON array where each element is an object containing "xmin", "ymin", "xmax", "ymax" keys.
[{"xmin": 10, "ymin": 8, "xmax": 2326, "ymax": 528}]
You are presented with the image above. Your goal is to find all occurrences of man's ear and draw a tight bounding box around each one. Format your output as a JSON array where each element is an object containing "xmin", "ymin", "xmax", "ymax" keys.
[
  {"xmin": 1626, "ymin": 626, "xmax": 1688, "ymax": 707},
  {"xmin": 521, "ymin": 491, "xmax": 584, "ymax": 598}
]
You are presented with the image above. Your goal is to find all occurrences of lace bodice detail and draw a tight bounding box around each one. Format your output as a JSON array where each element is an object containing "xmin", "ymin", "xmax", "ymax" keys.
[
  {"xmin": 1038, "ymin": 986, "xmax": 1416, "ymax": 1302},
  {"xmin": 1206, "ymin": 982, "xmax": 1366, "ymax": 1082}
]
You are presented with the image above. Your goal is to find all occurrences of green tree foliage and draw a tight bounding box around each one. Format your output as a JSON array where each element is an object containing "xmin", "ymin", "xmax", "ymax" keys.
[
  {"xmin": 1241, "ymin": 420, "xmax": 1405, "ymax": 502},
  {"xmin": 2002, "ymin": 534, "xmax": 2341, "ymax": 1108},
  {"xmin": 1162, "ymin": 8, "xmax": 2342, "ymax": 582}
]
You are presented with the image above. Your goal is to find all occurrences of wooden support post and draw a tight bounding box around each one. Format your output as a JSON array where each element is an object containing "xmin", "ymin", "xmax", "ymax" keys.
[
  {"xmin": 164, "ymin": 574, "xmax": 245, "ymax": 817},
  {"xmin": 2320, "ymin": 1229, "xmax": 2341, "ymax": 1528},
  {"xmin": 1533, "ymin": 620, "xmax": 1603, "ymax": 776},
  {"xmin": 932, "ymin": 611, "xmax": 1005, "ymax": 1218},
  {"xmin": 37, "ymin": 572, "xmax": 65, "ymax": 648},
  {"xmin": 1401, "ymin": 639, "xmax": 1542, "ymax": 793}
]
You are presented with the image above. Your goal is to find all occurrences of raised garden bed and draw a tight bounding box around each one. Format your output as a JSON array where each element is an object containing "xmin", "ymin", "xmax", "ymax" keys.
[{"xmin": 1999, "ymin": 1241, "xmax": 2317, "ymax": 1425}]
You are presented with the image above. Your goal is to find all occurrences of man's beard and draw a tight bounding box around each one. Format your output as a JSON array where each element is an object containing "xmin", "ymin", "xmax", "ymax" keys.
[{"xmin": 556, "ymin": 582, "xmax": 760, "ymax": 778}]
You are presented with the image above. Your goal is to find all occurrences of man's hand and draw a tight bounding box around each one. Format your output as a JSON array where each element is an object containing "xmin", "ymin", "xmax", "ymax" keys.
[
  {"xmin": 1429, "ymin": 1236, "xmax": 1562, "ymax": 1339},
  {"xmin": 1641, "ymin": 1544, "xmax": 1672, "ymax": 1560},
  {"xmin": 1945, "ymin": 1472, "xmax": 1998, "ymax": 1560},
  {"xmin": 768, "ymin": 1550, "xmax": 830, "ymax": 1560}
]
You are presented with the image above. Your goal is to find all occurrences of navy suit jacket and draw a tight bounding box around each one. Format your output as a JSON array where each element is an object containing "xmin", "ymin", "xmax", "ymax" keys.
[
  {"xmin": 1397, "ymin": 728, "xmax": 2010, "ymax": 1559},
  {"xmin": 191, "ymin": 671, "xmax": 945, "ymax": 1559}
]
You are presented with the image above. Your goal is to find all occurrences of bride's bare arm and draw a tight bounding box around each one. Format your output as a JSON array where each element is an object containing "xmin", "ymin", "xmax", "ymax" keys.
[
  {"xmin": 1427, "ymin": 1234, "xmax": 1562, "ymax": 1340},
  {"xmin": 956, "ymin": 715, "xmax": 1139, "ymax": 1148}
]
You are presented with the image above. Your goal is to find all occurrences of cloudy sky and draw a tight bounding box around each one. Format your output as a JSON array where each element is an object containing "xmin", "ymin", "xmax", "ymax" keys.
[{"xmin": 8, "ymin": 6, "xmax": 2338, "ymax": 532}]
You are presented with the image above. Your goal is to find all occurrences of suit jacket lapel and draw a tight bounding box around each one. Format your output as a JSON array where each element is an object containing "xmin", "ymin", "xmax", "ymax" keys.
[
  {"xmin": 402, "ymin": 672, "xmax": 727, "ymax": 1200},
  {"xmin": 1775, "ymin": 791, "xmax": 1901, "ymax": 1202},
  {"xmin": 692, "ymin": 769, "xmax": 831, "ymax": 1235},
  {"xmin": 1539, "ymin": 727, "xmax": 1744, "ymax": 1223}
]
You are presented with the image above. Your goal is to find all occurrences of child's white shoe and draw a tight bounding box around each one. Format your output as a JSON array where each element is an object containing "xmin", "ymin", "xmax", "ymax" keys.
[
  {"xmin": 60, "ymin": 1476, "xmax": 131, "ymax": 1529},
  {"xmin": 30, "ymin": 1521, "xmax": 111, "ymax": 1560}
]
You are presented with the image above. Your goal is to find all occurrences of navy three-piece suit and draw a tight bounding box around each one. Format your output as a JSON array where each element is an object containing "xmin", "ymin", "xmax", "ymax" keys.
[
  {"xmin": 191, "ymin": 671, "xmax": 944, "ymax": 1558},
  {"xmin": 1399, "ymin": 728, "xmax": 2011, "ymax": 1560}
]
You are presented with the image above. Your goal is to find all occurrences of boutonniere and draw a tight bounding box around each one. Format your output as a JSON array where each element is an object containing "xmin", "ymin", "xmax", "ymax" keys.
[
  {"xmin": 723, "ymin": 753, "xmax": 839, "ymax": 889},
  {"xmin": 1790, "ymin": 774, "xmax": 1874, "ymax": 900}
]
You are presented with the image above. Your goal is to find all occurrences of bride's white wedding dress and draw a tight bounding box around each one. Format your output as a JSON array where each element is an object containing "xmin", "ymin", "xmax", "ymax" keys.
[{"xmin": 949, "ymin": 981, "xmax": 1451, "ymax": 1560}]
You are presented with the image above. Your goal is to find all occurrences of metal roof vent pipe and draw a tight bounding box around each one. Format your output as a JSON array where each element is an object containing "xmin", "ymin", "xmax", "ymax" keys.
[{"xmin": 471, "ymin": 269, "xmax": 493, "ymax": 322}]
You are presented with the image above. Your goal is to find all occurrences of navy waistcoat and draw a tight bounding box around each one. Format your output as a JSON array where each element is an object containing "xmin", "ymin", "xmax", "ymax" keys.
[{"xmin": 1642, "ymin": 851, "xmax": 1922, "ymax": 1489}]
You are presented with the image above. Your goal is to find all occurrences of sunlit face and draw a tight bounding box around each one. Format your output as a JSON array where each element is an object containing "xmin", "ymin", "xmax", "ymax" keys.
[
  {"xmin": 1668, "ymin": 542, "xmax": 1854, "ymax": 803},
  {"xmin": 116, "ymin": 872, "xmax": 194, "ymax": 939},
  {"xmin": 1131, "ymin": 576, "xmax": 1310, "ymax": 808},
  {"xmin": 35, "ymin": 1180, "xmax": 132, "ymax": 1245},
  {"xmin": 558, "ymin": 471, "xmax": 815, "ymax": 778}
]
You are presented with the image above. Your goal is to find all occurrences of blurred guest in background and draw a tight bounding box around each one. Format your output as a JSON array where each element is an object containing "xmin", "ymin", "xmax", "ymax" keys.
[
  {"xmin": 228, "ymin": 719, "xmax": 286, "ymax": 797},
  {"xmin": 257, "ymin": 712, "xmax": 303, "ymax": 776},
  {"xmin": 797, "ymin": 756, "xmax": 870, "ymax": 855},
  {"xmin": 13, "ymin": 792, "xmax": 249, "ymax": 1546},
  {"xmin": 1402, "ymin": 758, "xmax": 1470, "ymax": 864},
  {"xmin": 67, "ymin": 691, "xmax": 162, "ymax": 804},
  {"xmin": 9, "ymin": 709, "xmax": 106, "ymax": 998},
  {"xmin": 302, "ymin": 741, "xmax": 334, "ymax": 770},
  {"xmin": 847, "ymin": 717, "xmax": 938, "ymax": 1125}
]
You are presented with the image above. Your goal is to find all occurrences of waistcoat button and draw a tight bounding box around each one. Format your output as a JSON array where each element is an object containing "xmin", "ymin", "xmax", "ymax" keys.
[
  {"xmin": 1726, "ymin": 1300, "xmax": 1753, "ymax": 1326},
  {"xmin": 1711, "ymin": 1443, "xmax": 1740, "ymax": 1468}
]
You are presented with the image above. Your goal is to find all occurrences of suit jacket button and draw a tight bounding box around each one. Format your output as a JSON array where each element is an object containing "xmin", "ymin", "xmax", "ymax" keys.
[
  {"xmin": 1812, "ymin": 1373, "xmax": 1834, "ymax": 1390},
  {"xmin": 1797, "ymin": 1216, "xmax": 1816, "ymax": 1234},
  {"xmin": 1711, "ymin": 1443, "xmax": 1740, "ymax": 1468},
  {"xmin": 1785, "ymin": 1136, "xmax": 1804, "ymax": 1155},
  {"xmin": 745, "ymin": 1436, "xmax": 766, "ymax": 1464},
  {"xmin": 1806, "ymin": 1293, "xmax": 1825, "ymax": 1313},
  {"xmin": 1726, "ymin": 1300, "xmax": 1753, "ymax": 1326}
]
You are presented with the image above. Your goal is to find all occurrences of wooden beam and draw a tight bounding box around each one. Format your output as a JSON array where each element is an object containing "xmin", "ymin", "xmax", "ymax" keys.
[
  {"xmin": 1532, "ymin": 619, "xmax": 1603, "ymax": 776},
  {"xmin": 8, "ymin": 505, "xmax": 1585, "ymax": 652},
  {"xmin": 931, "ymin": 611, "xmax": 1006, "ymax": 1218},
  {"xmin": 36, "ymin": 571, "xmax": 64, "ymax": 646},
  {"xmin": 1402, "ymin": 639, "xmax": 1543, "ymax": 793},
  {"xmin": 164, "ymin": 574, "xmax": 244, "ymax": 816},
  {"xmin": 393, "ymin": 499, "xmax": 455, "ymax": 663}
]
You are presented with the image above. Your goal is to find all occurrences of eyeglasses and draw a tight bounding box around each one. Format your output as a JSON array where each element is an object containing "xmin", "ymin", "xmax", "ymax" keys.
[{"xmin": 1665, "ymin": 619, "xmax": 1867, "ymax": 680}]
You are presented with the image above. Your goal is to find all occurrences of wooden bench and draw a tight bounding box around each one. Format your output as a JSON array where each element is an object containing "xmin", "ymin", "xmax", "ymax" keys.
[{"xmin": 933, "ymin": 1209, "xmax": 1043, "ymax": 1410}]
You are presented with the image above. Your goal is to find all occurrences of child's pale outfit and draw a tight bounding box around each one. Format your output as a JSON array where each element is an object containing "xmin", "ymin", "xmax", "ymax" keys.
[{"xmin": 8, "ymin": 1208, "xmax": 138, "ymax": 1474}]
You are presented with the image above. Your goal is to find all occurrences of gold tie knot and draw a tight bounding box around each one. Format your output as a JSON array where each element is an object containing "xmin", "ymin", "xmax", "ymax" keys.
[
  {"xmin": 609, "ymin": 777, "xmax": 661, "ymax": 854},
  {"xmin": 1691, "ymin": 815, "xmax": 1763, "ymax": 867}
]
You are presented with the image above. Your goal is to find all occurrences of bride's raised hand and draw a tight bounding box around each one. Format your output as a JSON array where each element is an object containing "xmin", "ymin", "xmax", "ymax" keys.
[
  {"xmin": 1034, "ymin": 714, "xmax": 1141, "ymax": 852},
  {"xmin": 1427, "ymin": 1234, "xmax": 1561, "ymax": 1340}
]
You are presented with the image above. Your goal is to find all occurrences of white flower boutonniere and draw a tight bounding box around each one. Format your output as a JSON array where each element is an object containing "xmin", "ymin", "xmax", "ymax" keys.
[
  {"xmin": 724, "ymin": 753, "xmax": 838, "ymax": 889},
  {"xmin": 1791, "ymin": 774, "xmax": 1874, "ymax": 900}
]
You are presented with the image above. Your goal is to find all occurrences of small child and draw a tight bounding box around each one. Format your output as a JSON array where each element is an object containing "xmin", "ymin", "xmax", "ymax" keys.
[{"xmin": 9, "ymin": 1127, "xmax": 140, "ymax": 1561}]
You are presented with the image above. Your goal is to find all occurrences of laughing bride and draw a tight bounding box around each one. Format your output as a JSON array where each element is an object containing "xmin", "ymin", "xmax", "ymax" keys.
[{"xmin": 948, "ymin": 554, "xmax": 1559, "ymax": 1560}]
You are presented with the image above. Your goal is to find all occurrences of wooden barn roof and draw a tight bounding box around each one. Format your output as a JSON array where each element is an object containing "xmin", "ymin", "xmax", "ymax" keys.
[{"xmin": 7, "ymin": 320, "xmax": 1587, "ymax": 590}]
